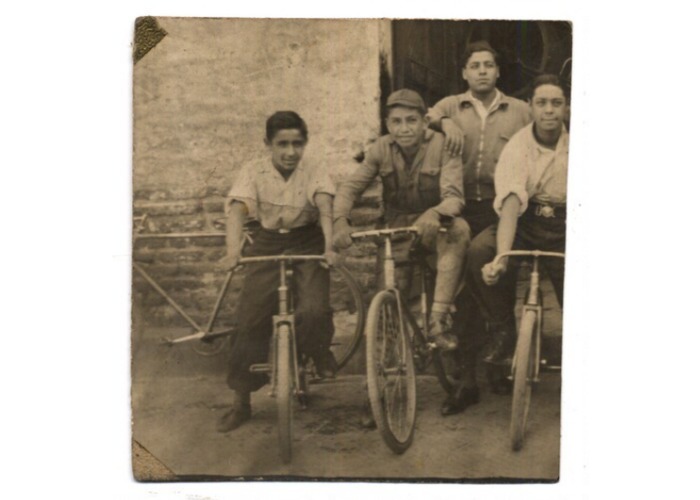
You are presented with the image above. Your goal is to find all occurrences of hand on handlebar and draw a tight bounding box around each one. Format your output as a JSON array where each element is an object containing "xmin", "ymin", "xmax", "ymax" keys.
[
  {"xmin": 333, "ymin": 219, "xmax": 354, "ymax": 249},
  {"xmin": 322, "ymin": 249, "xmax": 344, "ymax": 268},
  {"xmin": 415, "ymin": 209, "xmax": 441, "ymax": 248},
  {"xmin": 218, "ymin": 250, "xmax": 242, "ymax": 271},
  {"xmin": 482, "ymin": 258, "xmax": 508, "ymax": 286}
]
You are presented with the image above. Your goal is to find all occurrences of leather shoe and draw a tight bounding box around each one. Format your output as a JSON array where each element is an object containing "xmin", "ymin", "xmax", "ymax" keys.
[
  {"xmin": 440, "ymin": 386, "xmax": 480, "ymax": 416},
  {"xmin": 483, "ymin": 329, "xmax": 515, "ymax": 364},
  {"xmin": 217, "ymin": 404, "xmax": 252, "ymax": 433}
]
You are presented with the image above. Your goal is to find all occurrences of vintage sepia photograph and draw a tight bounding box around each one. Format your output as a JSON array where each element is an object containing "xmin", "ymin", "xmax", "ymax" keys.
[{"xmin": 131, "ymin": 17, "xmax": 572, "ymax": 481}]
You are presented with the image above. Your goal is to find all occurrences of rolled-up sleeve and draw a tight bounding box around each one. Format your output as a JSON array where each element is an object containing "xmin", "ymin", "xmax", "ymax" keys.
[
  {"xmin": 433, "ymin": 152, "xmax": 464, "ymax": 217},
  {"xmin": 427, "ymin": 96, "xmax": 457, "ymax": 129},
  {"xmin": 225, "ymin": 164, "xmax": 257, "ymax": 218},
  {"xmin": 306, "ymin": 167, "xmax": 336, "ymax": 207},
  {"xmin": 493, "ymin": 133, "xmax": 530, "ymax": 216},
  {"xmin": 333, "ymin": 144, "xmax": 382, "ymax": 222}
]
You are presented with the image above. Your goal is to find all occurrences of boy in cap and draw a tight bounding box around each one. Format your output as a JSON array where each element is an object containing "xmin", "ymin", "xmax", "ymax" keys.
[
  {"xmin": 217, "ymin": 111, "xmax": 340, "ymax": 433},
  {"xmin": 334, "ymin": 88, "xmax": 470, "ymax": 352}
]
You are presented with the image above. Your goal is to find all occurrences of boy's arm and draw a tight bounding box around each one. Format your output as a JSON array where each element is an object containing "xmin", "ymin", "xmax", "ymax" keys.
[
  {"xmin": 427, "ymin": 97, "xmax": 463, "ymax": 157},
  {"xmin": 482, "ymin": 194, "xmax": 520, "ymax": 285},
  {"xmin": 315, "ymin": 192, "xmax": 342, "ymax": 267},
  {"xmin": 332, "ymin": 146, "xmax": 382, "ymax": 248},
  {"xmin": 220, "ymin": 201, "xmax": 248, "ymax": 270}
]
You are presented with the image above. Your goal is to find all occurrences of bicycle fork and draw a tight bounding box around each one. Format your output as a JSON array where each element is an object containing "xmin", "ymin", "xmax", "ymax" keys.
[
  {"xmin": 510, "ymin": 258, "xmax": 543, "ymax": 385},
  {"xmin": 250, "ymin": 261, "xmax": 305, "ymax": 404}
]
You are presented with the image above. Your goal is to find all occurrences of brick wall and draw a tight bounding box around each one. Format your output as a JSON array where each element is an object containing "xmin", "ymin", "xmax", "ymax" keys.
[{"xmin": 133, "ymin": 18, "xmax": 385, "ymax": 328}]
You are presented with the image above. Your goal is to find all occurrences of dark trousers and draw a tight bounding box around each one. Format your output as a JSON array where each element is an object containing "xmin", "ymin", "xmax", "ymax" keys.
[
  {"xmin": 449, "ymin": 200, "xmax": 500, "ymax": 381},
  {"xmin": 226, "ymin": 226, "xmax": 333, "ymax": 394},
  {"xmin": 465, "ymin": 203, "xmax": 566, "ymax": 329}
]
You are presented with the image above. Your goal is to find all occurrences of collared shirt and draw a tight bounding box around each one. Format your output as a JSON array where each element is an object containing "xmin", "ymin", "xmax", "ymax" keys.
[
  {"xmin": 225, "ymin": 158, "xmax": 335, "ymax": 230},
  {"xmin": 334, "ymin": 129, "xmax": 464, "ymax": 223},
  {"xmin": 493, "ymin": 123, "xmax": 569, "ymax": 216},
  {"xmin": 427, "ymin": 90, "xmax": 532, "ymax": 202},
  {"xmin": 471, "ymin": 89, "xmax": 502, "ymax": 124}
]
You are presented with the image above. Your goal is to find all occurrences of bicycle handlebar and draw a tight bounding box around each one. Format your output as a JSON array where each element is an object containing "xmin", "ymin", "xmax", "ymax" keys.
[
  {"xmin": 237, "ymin": 255, "xmax": 326, "ymax": 266},
  {"xmin": 350, "ymin": 226, "xmax": 447, "ymax": 241},
  {"xmin": 493, "ymin": 250, "xmax": 565, "ymax": 267}
]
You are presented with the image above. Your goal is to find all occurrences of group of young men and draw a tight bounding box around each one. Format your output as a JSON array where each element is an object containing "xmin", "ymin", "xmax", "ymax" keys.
[{"xmin": 217, "ymin": 40, "xmax": 569, "ymax": 433}]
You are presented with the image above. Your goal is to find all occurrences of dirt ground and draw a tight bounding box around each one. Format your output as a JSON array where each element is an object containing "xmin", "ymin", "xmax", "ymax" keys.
[{"xmin": 132, "ymin": 321, "xmax": 561, "ymax": 482}]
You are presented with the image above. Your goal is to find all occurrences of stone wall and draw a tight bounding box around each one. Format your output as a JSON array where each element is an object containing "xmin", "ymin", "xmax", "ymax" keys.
[{"xmin": 132, "ymin": 18, "xmax": 385, "ymax": 327}]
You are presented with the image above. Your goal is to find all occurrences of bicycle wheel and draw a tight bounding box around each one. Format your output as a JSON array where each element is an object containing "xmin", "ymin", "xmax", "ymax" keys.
[
  {"xmin": 510, "ymin": 309, "xmax": 538, "ymax": 451},
  {"xmin": 276, "ymin": 324, "xmax": 293, "ymax": 463},
  {"xmin": 366, "ymin": 291, "xmax": 417, "ymax": 454},
  {"xmin": 329, "ymin": 265, "xmax": 365, "ymax": 371}
]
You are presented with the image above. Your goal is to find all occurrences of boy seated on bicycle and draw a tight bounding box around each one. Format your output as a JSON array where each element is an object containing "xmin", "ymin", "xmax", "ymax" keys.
[
  {"xmin": 217, "ymin": 111, "xmax": 341, "ymax": 433},
  {"xmin": 465, "ymin": 74, "xmax": 569, "ymax": 365},
  {"xmin": 333, "ymin": 89, "xmax": 470, "ymax": 351}
]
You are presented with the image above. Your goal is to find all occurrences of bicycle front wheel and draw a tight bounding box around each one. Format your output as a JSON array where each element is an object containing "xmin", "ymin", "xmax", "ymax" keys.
[
  {"xmin": 276, "ymin": 324, "xmax": 293, "ymax": 463},
  {"xmin": 510, "ymin": 309, "xmax": 538, "ymax": 451},
  {"xmin": 366, "ymin": 291, "xmax": 417, "ymax": 454}
]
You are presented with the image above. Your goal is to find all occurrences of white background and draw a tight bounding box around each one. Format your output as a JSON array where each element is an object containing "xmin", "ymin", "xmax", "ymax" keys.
[{"xmin": 2, "ymin": 1, "xmax": 698, "ymax": 499}]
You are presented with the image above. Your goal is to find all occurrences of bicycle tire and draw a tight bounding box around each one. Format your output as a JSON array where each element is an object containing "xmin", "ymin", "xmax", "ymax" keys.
[
  {"xmin": 366, "ymin": 291, "xmax": 417, "ymax": 454},
  {"xmin": 510, "ymin": 309, "xmax": 538, "ymax": 451},
  {"xmin": 330, "ymin": 265, "xmax": 366, "ymax": 371},
  {"xmin": 276, "ymin": 324, "xmax": 293, "ymax": 463}
]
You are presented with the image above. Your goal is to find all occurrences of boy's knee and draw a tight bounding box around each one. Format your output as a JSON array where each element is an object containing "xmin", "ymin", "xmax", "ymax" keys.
[{"xmin": 450, "ymin": 218, "xmax": 472, "ymax": 244}]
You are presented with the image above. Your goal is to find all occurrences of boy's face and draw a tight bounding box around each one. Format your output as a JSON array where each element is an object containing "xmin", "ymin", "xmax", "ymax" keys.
[
  {"xmin": 265, "ymin": 129, "xmax": 307, "ymax": 172},
  {"xmin": 462, "ymin": 50, "xmax": 499, "ymax": 95},
  {"xmin": 386, "ymin": 106, "xmax": 428, "ymax": 151},
  {"xmin": 531, "ymin": 84, "xmax": 567, "ymax": 135}
]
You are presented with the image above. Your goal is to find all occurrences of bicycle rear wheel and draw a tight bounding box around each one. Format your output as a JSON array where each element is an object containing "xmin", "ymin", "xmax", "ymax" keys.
[
  {"xmin": 510, "ymin": 309, "xmax": 538, "ymax": 451},
  {"xmin": 276, "ymin": 324, "xmax": 293, "ymax": 463},
  {"xmin": 330, "ymin": 265, "xmax": 365, "ymax": 371},
  {"xmin": 366, "ymin": 291, "xmax": 417, "ymax": 454}
]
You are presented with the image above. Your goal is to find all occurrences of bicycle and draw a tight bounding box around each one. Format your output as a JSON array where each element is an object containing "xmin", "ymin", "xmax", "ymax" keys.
[
  {"xmin": 234, "ymin": 254, "xmax": 364, "ymax": 463},
  {"xmin": 350, "ymin": 226, "xmax": 457, "ymax": 454},
  {"xmin": 490, "ymin": 250, "xmax": 565, "ymax": 451},
  {"xmin": 132, "ymin": 215, "xmax": 365, "ymax": 372}
]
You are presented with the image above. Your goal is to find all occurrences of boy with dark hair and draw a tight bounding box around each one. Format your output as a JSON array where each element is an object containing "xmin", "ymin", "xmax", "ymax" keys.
[
  {"xmin": 467, "ymin": 74, "xmax": 569, "ymax": 364},
  {"xmin": 333, "ymin": 89, "xmax": 469, "ymax": 352},
  {"xmin": 425, "ymin": 40, "xmax": 533, "ymax": 414},
  {"xmin": 217, "ymin": 110, "xmax": 340, "ymax": 433}
]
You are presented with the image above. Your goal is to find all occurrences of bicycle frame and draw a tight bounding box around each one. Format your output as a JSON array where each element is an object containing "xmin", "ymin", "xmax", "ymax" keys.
[
  {"xmin": 243, "ymin": 255, "xmax": 326, "ymax": 400},
  {"xmin": 352, "ymin": 227, "xmax": 431, "ymax": 346},
  {"xmin": 133, "ymin": 238, "xmax": 238, "ymax": 345}
]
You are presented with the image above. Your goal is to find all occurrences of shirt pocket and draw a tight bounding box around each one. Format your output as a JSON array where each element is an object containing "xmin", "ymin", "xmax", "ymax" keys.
[
  {"xmin": 418, "ymin": 163, "xmax": 441, "ymax": 207},
  {"xmin": 378, "ymin": 164, "xmax": 399, "ymax": 205}
]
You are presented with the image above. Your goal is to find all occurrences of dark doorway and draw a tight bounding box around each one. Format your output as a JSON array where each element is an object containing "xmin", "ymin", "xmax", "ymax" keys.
[{"xmin": 391, "ymin": 20, "xmax": 572, "ymax": 107}]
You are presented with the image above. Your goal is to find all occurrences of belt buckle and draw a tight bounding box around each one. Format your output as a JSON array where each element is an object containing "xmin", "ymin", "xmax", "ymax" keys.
[
  {"xmin": 535, "ymin": 204, "xmax": 555, "ymax": 218},
  {"xmin": 277, "ymin": 228, "xmax": 291, "ymax": 234}
]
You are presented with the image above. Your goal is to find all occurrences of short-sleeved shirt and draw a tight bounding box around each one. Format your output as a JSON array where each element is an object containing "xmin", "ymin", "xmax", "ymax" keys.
[
  {"xmin": 493, "ymin": 123, "xmax": 569, "ymax": 216},
  {"xmin": 333, "ymin": 129, "xmax": 464, "ymax": 223},
  {"xmin": 427, "ymin": 90, "xmax": 532, "ymax": 202},
  {"xmin": 226, "ymin": 159, "xmax": 335, "ymax": 230}
]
